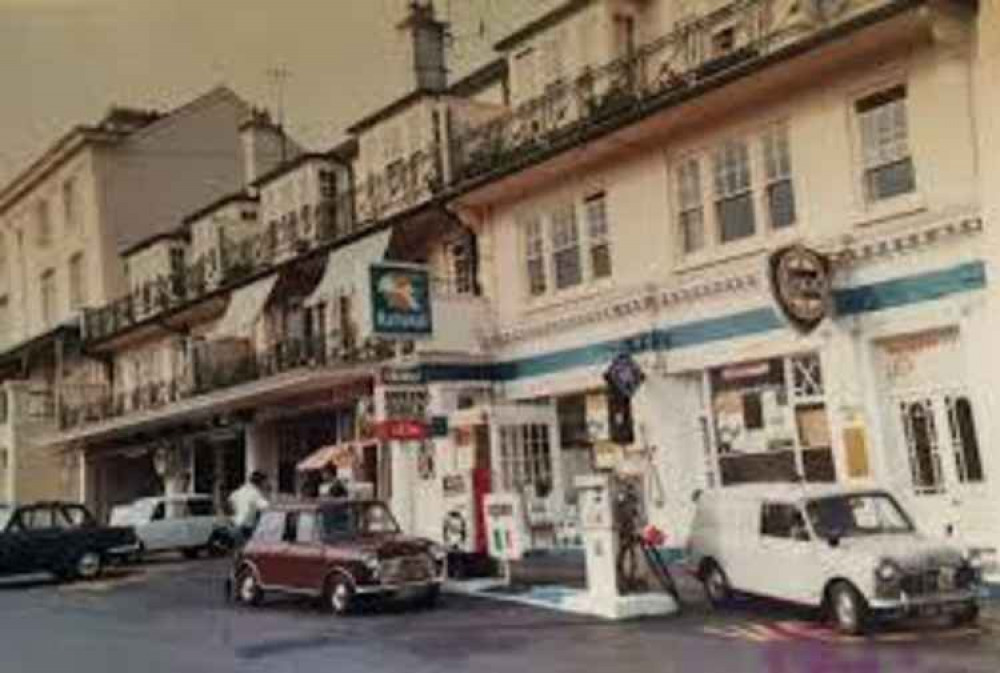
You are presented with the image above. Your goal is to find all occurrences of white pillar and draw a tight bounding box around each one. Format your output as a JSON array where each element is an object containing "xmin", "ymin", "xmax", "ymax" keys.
[
  {"xmin": 391, "ymin": 440, "xmax": 418, "ymax": 535},
  {"xmin": 244, "ymin": 421, "xmax": 278, "ymax": 487}
]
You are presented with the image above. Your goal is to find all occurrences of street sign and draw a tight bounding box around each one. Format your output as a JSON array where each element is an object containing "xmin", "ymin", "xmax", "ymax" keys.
[{"xmin": 374, "ymin": 419, "xmax": 429, "ymax": 441}]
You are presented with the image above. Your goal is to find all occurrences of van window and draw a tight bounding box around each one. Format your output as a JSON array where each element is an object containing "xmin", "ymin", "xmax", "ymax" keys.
[
  {"xmin": 761, "ymin": 503, "xmax": 809, "ymax": 541},
  {"xmin": 187, "ymin": 499, "xmax": 215, "ymax": 517}
]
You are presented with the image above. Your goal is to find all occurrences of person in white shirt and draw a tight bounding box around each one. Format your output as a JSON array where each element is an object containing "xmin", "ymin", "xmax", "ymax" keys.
[{"xmin": 228, "ymin": 471, "xmax": 270, "ymax": 542}]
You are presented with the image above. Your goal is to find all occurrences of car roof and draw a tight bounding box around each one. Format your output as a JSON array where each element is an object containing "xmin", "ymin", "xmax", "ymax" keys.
[
  {"xmin": 269, "ymin": 498, "xmax": 382, "ymax": 513},
  {"xmin": 135, "ymin": 494, "xmax": 212, "ymax": 504},
  {"xmin": 700, "ymin": 483, "xmax": 890, "ymax": 503}
]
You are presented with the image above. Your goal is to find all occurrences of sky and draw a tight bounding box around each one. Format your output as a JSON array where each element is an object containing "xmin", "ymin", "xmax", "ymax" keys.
[{"xmin": 0, "ymin": 0, "xmax": 556, "ymax": 186}]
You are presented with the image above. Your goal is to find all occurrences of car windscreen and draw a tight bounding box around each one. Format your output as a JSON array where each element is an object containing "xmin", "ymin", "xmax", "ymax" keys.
[{"xmin": 806, "ymin": 493, "xmax": 914, "ymax": 538}]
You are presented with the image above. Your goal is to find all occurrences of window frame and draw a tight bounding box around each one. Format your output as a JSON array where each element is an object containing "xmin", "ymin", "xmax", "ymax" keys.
[
  {"xmin": 40, "ymin": 268, "xmax": 57, "ymax": 325},
  {"xmin": 68, "ymin": 252, "xmax": 86, "ymax": 311},
  {"xmin": 854, "ymin": 84, "xmax": 916, "ymax": 204}
]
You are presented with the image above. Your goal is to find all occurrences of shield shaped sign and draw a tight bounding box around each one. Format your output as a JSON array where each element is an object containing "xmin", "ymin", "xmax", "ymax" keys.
[{"xmin": 768, "ymin": 245, "xmax": 832, "ymax": 334}]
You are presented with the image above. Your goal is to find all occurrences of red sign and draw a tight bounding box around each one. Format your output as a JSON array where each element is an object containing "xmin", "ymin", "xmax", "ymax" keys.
[{"xmin": 374, "ymin": 420, "xmax": 429, "ymax": 441}]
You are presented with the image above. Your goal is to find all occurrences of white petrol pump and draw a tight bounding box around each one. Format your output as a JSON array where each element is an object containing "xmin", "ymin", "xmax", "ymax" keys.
[{"xmin": 575, "ymin": 473, "xmax": 620, "ymax": 600}]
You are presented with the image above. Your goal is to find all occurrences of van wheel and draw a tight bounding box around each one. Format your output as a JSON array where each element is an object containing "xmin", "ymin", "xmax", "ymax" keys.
[
  {"xmin": 702, "ymin": 561, "xmax": 733, "ymax": 608},
  {"xmin": 324, "ymin": 576, "xmax": 355, "ymax": 616},
  {"xmin": 828, "ymin": 581, "xmax": 869, "ymax": 635}
]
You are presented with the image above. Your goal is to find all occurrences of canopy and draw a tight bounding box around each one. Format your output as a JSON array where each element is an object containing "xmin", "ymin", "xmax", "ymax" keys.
[
  {"xmin": 206, "ymin": 274, "xmax": 278, "ymax": 339},
  {"xmin": 304, "ymin": 228, "xmax": 392, "ymax": 308},
  {"xmin": 296, "ymin": 441, "xmax": 375, "ymax": 472}
]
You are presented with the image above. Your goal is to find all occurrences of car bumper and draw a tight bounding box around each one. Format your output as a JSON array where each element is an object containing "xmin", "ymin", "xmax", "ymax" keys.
[
  {"xmin": 355, "ymin": 578, "xmax": 443, "ymax": 597},
  {"xmin": 107, "ymin": 542, "xmax": 142, "ymax": 557},
  {"xmin": 870, "ymin": 589, "xmax": 979, "ymax": 617}
]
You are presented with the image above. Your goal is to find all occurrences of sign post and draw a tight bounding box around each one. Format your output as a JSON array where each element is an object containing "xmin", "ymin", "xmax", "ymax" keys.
[{"xmin": 369, "ymin": 263, "xmax": 434, "ymax": 339}]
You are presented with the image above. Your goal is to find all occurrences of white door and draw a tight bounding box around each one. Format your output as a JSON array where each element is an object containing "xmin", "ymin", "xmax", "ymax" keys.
[
  {"xmin": 879, "ymin": 331, "xmax": 992, "ymax": 546},
  {"xmin": 754, "ymin": 502, "xmax": 821, "ymax": 604}
]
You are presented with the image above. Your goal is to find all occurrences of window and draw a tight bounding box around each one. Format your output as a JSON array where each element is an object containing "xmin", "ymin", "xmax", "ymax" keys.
[
  {"xmin": 760, "ymin": 503, "xmax": 809, "ymax": 541},
  {"xmin": 947, "ymin": 396, "xmax": 984, "ymax": 484},
  {"xmin": 711, "ymin": 26, "xmax": 736, "ymax": 57},
  {"xmin": 514, "ymin": 48, "xmax": 538, "ymax": 102},
  {"xmin": 856, "ymin": 86, "xmax": 915, "ymax": 202},
  {"xmin": 295, "ymin": 511, "xmax": 317, "ymax": 543},
  {"xmin": 36, "ymin": 200, "xmax": 52, "ymax": 247},
  {"xmin": 0, "ymin": 296, "xmax": 8, "ymax": 344},
  {"xmin": 62, "ymin": 179, "xmax": 77, "ymax": 232},
  {"xmin": 585, "ymin": 193, "xmax": 612, "ymax": 280},
  {"xmin": 550, "ymin": 203, "xmax": 582, "ymax": 290},
  {"xmin": 676, "ymin": 158, "xmax": 705, "ymax": 253},
  {"xmin": 541, "ymin": 37, "xmax": 565, "ymax": 87},
  {"xmin": 498, "ymin": 424, "xmax": 553, "ymax": 497},
  {"xmin": 524, "ymin": 216, "xmax": 547, "ymax": 297},
  {"xmin": 253, "ymin": 511, "xmax": 285, "ymax": 543},
  {"xmin": 40, "ymin": 269, "xmax": 57, "ymax": 325},
  {"xmin": 187, "ymin": 499, "xmax": 215, "ymax": 517},
  {"xmin": 68, "ymin": 253, "xmax": 85, "ymax": 310},
  {"xmin": 713, "ymin": 140, "xmax": 755, "ymax": 243},
  {"xmin": 762, "ymin": 124, "xmax": 796, "ymax": 229},
  {"xmin": 900, "ymin": 398, "xmax": 944, "ymax": 494}
]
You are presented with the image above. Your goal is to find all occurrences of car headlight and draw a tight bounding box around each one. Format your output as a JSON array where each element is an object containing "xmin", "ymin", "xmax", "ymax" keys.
[
  {"xmin": 363, "ymin": 553, "xmax": 380, "ymax": 578},
  {"xmin": 876, "ymin": 559, "xmax": 902, "ymax": 583}
]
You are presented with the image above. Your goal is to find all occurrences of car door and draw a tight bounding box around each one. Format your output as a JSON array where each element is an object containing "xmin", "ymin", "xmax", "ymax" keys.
[
  {"xmin": 182, "ymin": 498, "xmax": 216, "ymax": 547},
  {"xmin": 250, "ymin": 510, "xmax": 288, "ymax": 588},
  {"xmin": 757, "ymin": 501, "xmax": 821, "ymax": 605},
  {"xmin": 141, "ymin": 501, "xmax": 173, "ymax": 551},
  {"xmin": 15, "ymin": 506, "xmax": 67, "ymax": 573},
  {"xmin": 285, "ymin": 510, "xmax": 326, "ymax": 593}
]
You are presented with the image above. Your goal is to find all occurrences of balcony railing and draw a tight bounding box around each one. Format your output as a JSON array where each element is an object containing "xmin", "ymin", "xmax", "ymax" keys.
[
  {"xmin": 450, "ymin": 0, "xmax": 900, "ymax": 184},
  {"xmin": 57, "ymin": 332, "xmax": 398, "ymax": 432}
]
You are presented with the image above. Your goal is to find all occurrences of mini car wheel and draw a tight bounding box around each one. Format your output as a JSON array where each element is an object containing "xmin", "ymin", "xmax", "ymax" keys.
[
  {"xmin": 828, "ymin": 581, "xmax": 869, "ymax": 635},
  {"xmin": 950, "ymin": 602, "xmax": 980, "ymax": 627},
  {"xmin": 702, "ymin": 560, "xmax": 733, "ymax": 608},
  {"xmin": 325, "ymin": 576, "xmax": 355, "ymax": 616},
  {"xmin": 235, "ymin": 568, "xmax": 262, "ymax": 606},
  {"xmin": 75, "ymin": 551, "xmax": 103, "ymax": 581}
]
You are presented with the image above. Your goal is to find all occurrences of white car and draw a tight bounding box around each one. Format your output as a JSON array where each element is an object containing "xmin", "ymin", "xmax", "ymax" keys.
[
  {"xmin": 110, "ymin": 494, "xmax": 235, "ymax": 561},
  {"xmin": 687, "ymin": 484, "xmax": 982, "ymax": 634}
]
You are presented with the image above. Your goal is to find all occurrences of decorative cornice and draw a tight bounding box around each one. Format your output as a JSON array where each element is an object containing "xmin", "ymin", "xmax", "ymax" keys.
[{"xmin": 485, "ymin": 212, "xmax": 984, "ymax": 350}]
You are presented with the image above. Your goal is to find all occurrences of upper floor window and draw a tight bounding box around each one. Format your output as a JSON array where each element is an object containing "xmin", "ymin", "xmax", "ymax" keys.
[
  {"xmin": 674, "ymin": 123, "xmax": 796, "ymax": 256},
  {"xmin": 585, "ymin": 193, "xmax": 612, "ymax": 280},
  {"xmin": 762, "ymin": 124, "xmax": 796, "ymax": 230},
  {"xmin": 524, "ymin": 216, "xmax": 547, "ymax": 297},
  {"xmin": 62, "ymin": 178, "xmax": 77, "ymax": 233},
  {"xmin": 36, "ymin": 200, "xmax": 52, "ymax": 248},
  {"xmin": 856, "ymin": 85, "xmax": 915, "ymax": 202},
  {"xmin": 713, "ymin": 139, "xmax": 755, "ymax": 243},
  {"xmin": 676, "ymin": 158, "xmax": 705, "ymax": 254},
  {"xmin": 0, "ymin": 295, "xmax": 9, "ymax": 344},
  {"xmin": 522, "ymin": 193, "xmax": 614, "ymax": 299},
  {"xmin": 40, "ymin": 269, "xmax": 57, "ymax": 324},
  {"xmin": 68, "ymin": 253, "xmax": 86, "ymax": 310},
  {"xmin": 550, "ymin": 203, "xmax": 582, "ymax": 290},
  {"xmin": 514, "ymin": 47, "xmax": 538, "ymax": 102}
]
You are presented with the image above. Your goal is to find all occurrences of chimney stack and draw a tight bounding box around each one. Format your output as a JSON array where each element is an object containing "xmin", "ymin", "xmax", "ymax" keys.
[
  {"xmin": 239, "ymin": 108, "xmax": 286, "ymax": 186},
  {"xmin": 398, "ymin": 0, "xmax": 449, "ymax": 93}
]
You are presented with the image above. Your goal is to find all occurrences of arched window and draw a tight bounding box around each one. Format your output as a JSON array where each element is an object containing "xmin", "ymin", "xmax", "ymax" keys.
[{"xmin": 948, "ymin": 396, "xmax": 985, "ymax": 483}]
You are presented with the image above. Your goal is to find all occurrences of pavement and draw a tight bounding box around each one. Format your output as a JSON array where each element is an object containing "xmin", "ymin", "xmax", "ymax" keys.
[{"xmin": 0, "ymin": 556, "xmax": 998, "ymax": 673}]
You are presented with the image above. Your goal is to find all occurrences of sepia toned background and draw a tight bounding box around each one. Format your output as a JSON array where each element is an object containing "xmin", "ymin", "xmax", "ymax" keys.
[{"xmin": 0, "ymin": 0, "xmax": 554, "ymax": 185}]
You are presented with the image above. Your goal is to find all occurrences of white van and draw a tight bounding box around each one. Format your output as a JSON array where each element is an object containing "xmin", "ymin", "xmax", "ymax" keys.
[
  {"xmin": 110, "ymin": 494, "xmax": 235, "ymax": 561},
  {"xmin": 687, "ymin": 484, "xmax": 983, "ymax": 634}
]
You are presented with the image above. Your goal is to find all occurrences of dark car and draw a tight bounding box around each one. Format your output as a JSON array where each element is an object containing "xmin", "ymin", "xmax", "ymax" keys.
[
  {"xmin": 229, "ymin": 499, "xmax": 445, "ymax": 614},
  {"xmin": 0, "ymin": 502, "xmax": 137, "ymax": 582}
]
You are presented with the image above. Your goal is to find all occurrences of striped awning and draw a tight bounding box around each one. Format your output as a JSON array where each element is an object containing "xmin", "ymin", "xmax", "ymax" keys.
[{"xmin": 297, "ymin": 441, "xmax": 369, "ymax": 472}]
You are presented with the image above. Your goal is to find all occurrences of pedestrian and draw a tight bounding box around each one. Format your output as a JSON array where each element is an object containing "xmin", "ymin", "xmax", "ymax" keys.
[
  {"xmin": 228, "ymin": 471, "xmax": 270, "ymax": 543},
  {"xmin": 318, "ymin": 465, "xmax": 348, "ymax": 498}
]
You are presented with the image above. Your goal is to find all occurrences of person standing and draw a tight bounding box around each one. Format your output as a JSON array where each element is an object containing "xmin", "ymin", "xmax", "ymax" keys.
[{"xmin": 228, "ymin": 471, "xmax": 270, "ymax": 543}]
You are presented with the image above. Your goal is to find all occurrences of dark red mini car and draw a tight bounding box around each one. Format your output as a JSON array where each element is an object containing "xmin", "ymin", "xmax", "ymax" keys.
[{"xmin": 229, "ymin": 499, "xmax": 444, "ymax": 614}]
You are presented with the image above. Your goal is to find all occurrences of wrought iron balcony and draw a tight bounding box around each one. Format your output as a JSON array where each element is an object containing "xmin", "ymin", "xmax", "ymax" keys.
[
  {"xmin": 449, "ymin": 0, "xmax": 910, "ymax": 185},
  {"xmin": 355, "ymin": 147, "xmax": 444, "ymax": 223},
  {"xmin": 57, "ymin": 332, "xmax": 398, "ymax": 432}
]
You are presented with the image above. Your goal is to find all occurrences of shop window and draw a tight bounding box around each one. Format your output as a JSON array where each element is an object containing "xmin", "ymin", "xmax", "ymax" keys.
[
  {"xmin": 947, "ymin": 396, "xmax": 984, "ymax": 484},
  {"xmin": 498, "ymin": 424, "xmax": 553, "ymax": 497},
  {"xmin": 557, "ymin": 394, "xmax": 590, "ymax": 448},
  {"xmin": 856, "ymin": 85, "xmax": 915, "ymax": 202},
  {"xmin": 712, "ymin": 354, "xmax": 834, "ymax": 486},
  {"xmin": 900, "ymin": 399, "xmax": 944, "ymax": 494}
]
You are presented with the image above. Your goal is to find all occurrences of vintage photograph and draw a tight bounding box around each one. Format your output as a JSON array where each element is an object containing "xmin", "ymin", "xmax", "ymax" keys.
[{"xmin": 0, "ymin": 1, "xmax": 997, "ymax": 671}]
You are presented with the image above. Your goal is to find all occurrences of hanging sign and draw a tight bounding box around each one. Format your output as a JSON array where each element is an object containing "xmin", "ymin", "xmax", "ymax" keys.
[
  {"xmin": 768, "ymin": 245, "xmax": 832, "ymax": 334},
  {"xmin": 374, "ymin": 419, "xmax": 429, "ymax": 441},
  {"xmin": 369, "ymin": 263, "xmax": 434, "ymax": 338},
  {"xmin": 603, "ymin": 352, "xmax": 646, "ymax": 398}
]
